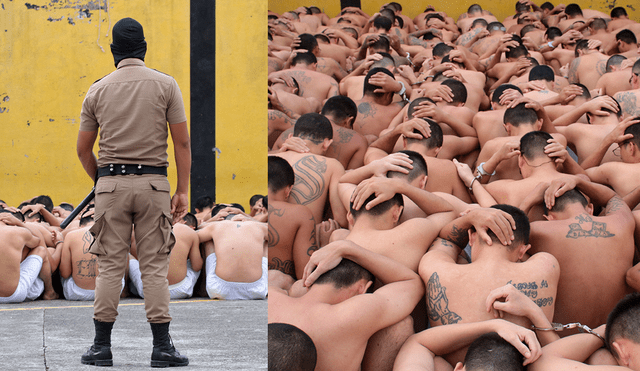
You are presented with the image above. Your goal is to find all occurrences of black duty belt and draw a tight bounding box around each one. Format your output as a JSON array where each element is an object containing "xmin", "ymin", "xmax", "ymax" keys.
[{"xmin": 97, "ymin": 164, "xmax": 167, "ymax": 178}]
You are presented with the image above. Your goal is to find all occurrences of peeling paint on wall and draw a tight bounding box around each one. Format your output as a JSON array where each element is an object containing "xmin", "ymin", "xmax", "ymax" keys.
[
  {"xmin": 0, "ymin": 94, "xmax": 9, "ymax": 113},
  {"xmin": 23, "ymin": 0, "xmax": 107, "ymax": 25}
]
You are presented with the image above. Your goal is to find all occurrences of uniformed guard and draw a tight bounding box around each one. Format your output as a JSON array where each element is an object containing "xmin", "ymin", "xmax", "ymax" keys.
[{"xmin": 76, "ymin": 17, "xmax": 191, "ymax": 368}]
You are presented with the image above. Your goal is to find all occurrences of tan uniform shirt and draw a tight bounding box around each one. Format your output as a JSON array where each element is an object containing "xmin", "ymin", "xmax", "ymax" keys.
[{"xmin": 80, "ymin": 58, "xmax": 186, "ymax": 168}]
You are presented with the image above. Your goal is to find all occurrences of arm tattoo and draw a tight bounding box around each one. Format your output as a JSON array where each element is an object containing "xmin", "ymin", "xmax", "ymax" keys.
[
  {"xmin": 269, "ymin": 257, "xmax": 295, "ymax": 277},
  {"xmin": 446, "ymin": 224, "xmax": 469, "ymax": 248},
  {"xmin": 289, "ymin": 155, "xmax": 327, "ymax": 206},
  {"xmin": 307, "ymin": 216, "xmax": 318, "ymax": 256},
  {"xmin": 566, "ymin": 213, "xmax": 615, "ymax": 238},
  {"xmin": 427, "ymin": 272, "xmax": 462, "ymax": 325},
  {"xmin": 507, "ymin": 280, "xmax": 554, "ymax": 307},
  {"xmin": 567, "ymin": 58, "xmax": 579, "ymax": 84},
  {"xmin": 604, "ymin": 195, "xmax": 625, "ymax": 215}
]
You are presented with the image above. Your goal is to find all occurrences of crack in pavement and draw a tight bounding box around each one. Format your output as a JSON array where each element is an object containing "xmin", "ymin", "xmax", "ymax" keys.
[{"xmin": 43, "ymin": 309, "xmax": 49, "ymax": 370}]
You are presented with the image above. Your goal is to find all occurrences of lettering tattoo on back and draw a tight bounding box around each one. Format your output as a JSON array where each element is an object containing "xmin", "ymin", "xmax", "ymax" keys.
[
  {"xmin": 290, "ymin": 156, "xmax": 327, "ymax": 206},
  {"xmin": 427, "ymin": 272, "xmax": 462, "ymax": 325},
  {"xmin": 566, "ymin": 214, "xmax": 614, "ymax": 239},
  {"xmin": 77, "ymin": 258, "xmax": 98, "ymax": 279},
  {"xmin": 507, "ymin": 280, "xmax": 554, "ymax": 308}
]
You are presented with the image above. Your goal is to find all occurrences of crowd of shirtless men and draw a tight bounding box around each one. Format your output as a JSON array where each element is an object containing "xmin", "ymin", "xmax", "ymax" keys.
[
  {"xmin": 0, "ymin": 193, "xmax": 268, "ymax": 304},
  {"xmin": 267, "ymin": 2, "xmax": 640, "ymax": 371}
]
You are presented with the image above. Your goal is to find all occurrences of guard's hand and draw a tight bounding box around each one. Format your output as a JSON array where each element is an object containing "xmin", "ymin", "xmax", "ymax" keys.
[{"xmin": 171, "ymin": 191, "xmax": 188, "ymax": 223}]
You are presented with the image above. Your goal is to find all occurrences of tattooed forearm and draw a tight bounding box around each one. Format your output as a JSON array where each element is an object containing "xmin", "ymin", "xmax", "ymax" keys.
[
  {"xmin": 269, "ymin": 258, "xmax": 296, "ymax": 277},
  {"xmin": 604, "ymin": 195, "xmax": 625, "ymax": 215},
  {"xmin": 446, "ymin": 224, "xmax": 469, "ymax": 247}
]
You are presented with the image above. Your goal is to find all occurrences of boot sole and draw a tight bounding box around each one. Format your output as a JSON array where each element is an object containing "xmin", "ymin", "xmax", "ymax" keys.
[
  {"xmin": 81, "ymin": 359, "xmax": 113, "ymax": 367},
  {"xmin": 151, "ymin": 360, "xmax": 189, "ymax": 368}
]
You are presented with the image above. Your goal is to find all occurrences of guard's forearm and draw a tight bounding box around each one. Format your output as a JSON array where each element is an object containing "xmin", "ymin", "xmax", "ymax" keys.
[{"xmin": 174, "ymin": 140, "xmax": 191, "ymax": 194}]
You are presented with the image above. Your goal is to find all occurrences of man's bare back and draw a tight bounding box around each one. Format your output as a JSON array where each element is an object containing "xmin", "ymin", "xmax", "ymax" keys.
[
  {"xmin": 167, "ymin": 223, "xmax": 202, "ymax": 286},
  {"xmin": 200, "ymin": 220, "xmax": 267, "ymax": 283},
  {"xmin": 268, "ymin": 200, "xmax": 317, "ymax": 279},
  {"xmin": 274, "ymin": 151, "xmax": 347, "ymax": 227}
]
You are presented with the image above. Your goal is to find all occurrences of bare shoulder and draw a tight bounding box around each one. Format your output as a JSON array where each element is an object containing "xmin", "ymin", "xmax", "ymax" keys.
[
  {"xmin": 271, "ymin": 201, "xmax": 313, "ymax": 224},
  {"xmin": 525, "ymin": 252, "xmax": 560, "ymax": 274}
]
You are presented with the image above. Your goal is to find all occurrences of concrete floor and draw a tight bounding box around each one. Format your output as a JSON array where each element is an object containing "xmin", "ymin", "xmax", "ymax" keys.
[{"xmin": 0, "ymin": 298, "xmax": 267, "ymax": 370}]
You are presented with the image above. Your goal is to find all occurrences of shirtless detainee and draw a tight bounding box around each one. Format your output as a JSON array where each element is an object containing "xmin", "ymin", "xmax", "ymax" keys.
[
  {"xmin": 0, "ymin": 212, "xmax": 57, "ymax": 303},
  {"xmin": 419, "ymin": 205, "xmax": 559, "ymax": 366},
  {"xmin": 198, "ymin": 218, "xmax": 268, "ymax": 300},
  {"xmin": 267, "ymin": 156, "xmax": 317, "ymax": 280},
  {"xmin": 268, "ymin": 239, "xmax": 423, "ymax": 371},
  {"xmin": 523, "ymin": 175, "xmax": 635, "ymax": 329},
  {"xmin": 60, "ymin": 216, "xmax": 103, "ymax": 300},
  {"xmin": 273, "ymin": 113, "xmax": 348, "ymax": 227},
  {"xmin": 129, "ymin": 222, "xmax": 203, "ymax": 299}
]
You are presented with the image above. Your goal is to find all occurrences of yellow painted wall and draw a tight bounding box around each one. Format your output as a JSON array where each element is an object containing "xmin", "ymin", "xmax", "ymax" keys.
[
  {"xmin": 0, "ymin": 0, "xmax": 190, "ymax": 208},
  {"xmin": 214, "ymin": 0, "xmax": 268, "ymax": 206},
  {"xmin": 269, "ymin": 0, "xmax": 640, "ymax": 25}
]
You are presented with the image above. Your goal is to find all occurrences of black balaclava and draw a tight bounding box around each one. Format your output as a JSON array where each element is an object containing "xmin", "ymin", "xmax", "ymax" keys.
[{"xmin": 110, "ymin": 17, "xmax": 147, "ymax": 68}]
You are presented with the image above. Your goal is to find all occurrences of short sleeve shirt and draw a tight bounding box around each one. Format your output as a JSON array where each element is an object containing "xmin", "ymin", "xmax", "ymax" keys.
[{"xmin": 80, "ymin": 58, "xmax": 187, "ymax": 168}]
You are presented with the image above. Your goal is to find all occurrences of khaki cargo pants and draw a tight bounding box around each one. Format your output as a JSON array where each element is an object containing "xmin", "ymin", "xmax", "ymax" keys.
[{"xmin": 90, "ymin": 174, "xmax": 175, "ymax": 323}]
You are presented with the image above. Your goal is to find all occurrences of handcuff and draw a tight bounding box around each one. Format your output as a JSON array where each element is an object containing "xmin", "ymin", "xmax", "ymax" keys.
[
  {"xmin": 532, "ymin": 322, "xmax": 605, "ymax": 343},
  {"xmin": 476, "ymin": 162, "xmax": 496, "ymax": 177}
]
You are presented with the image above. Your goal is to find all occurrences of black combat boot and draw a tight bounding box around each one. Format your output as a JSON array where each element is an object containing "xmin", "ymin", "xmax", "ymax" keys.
[
  {"xmin": 81, "ymin": 319, "xmax": 114, "ymax": 366},
  {"xmin": 150, "ymin": 322, "xmax": 189, "ymax": 368}
]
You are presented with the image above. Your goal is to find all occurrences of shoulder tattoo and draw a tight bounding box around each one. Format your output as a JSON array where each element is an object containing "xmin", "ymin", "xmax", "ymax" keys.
[{"xmin": 566, "ymin": 213, "xmax": 615, "ymax": 239}]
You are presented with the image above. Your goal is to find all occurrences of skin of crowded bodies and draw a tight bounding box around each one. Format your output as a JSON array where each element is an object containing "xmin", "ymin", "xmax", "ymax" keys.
[
  {"xmin": 0, "ymin": 193, "xmax": 268, "ymax": 304},
  {"xmin": 267, "ymin": 2, "xmax": 640, "ymax": 371}
]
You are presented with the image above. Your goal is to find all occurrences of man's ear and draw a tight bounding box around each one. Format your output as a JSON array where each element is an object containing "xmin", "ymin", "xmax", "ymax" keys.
[
  {"xmin": 611, "ymin": 340, "xmax": 630, "ymax": 367},
  {"xmin": 285, "ymin": 185, "xmax": 294, "ymax": 199},
  {"xmin": 346, "ymin": 115, "xmax": 356, "ymax": 128},
  {"xmin": 586, "ymin": 202, "xmax": 594, "ymax": 215},
  {"xmin": 503, "ymin": 123, "xmax": 512, "ymax": 135},
  {"xmin": 347, "ymin": 210, "xmax": 355, "ymax": 229},
  {"xmin": 518, "ymin": 154, "xmax": 525, "ymax": 169},
  {"xmin": 453, "ymin": 362, "xmax": 465, "ymax": 371},
  {"xmin": 322, "ymin": 138, "xmax": 333, "ymax": 151},
  {"xmin": 392, "ymin": 205, "xmax": 404, "ymax": 223},
  {"xmin": 535, "ymin": 118, "xmax": 543, "ymax": 131},
  {"xmin": 402, "ymin": 137, "xmax": 408, "ymax": 149},
  {"xmin": 362, "ymin": 280, "xmax": 373, "ymax": 294},
  {"xmin": 419, "ymin": 175, "xmax": 428, "ymax": 190},
  {"xmin": 518, "ymin": 243, "xmax": 532, "ymax": 260}
]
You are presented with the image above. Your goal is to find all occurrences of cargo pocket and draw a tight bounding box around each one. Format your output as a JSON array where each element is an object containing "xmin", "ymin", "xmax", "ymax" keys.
[
  {"xmin": 88, "ymin": 212, "xmax": 108, "ymax": 256},
  {"xmin": 88, "ymin": 181, "xmax": 118, "ymax": 256},
  {"xmin": 158, "ymin": 211, "xmax": 176, "ymax": 254},
  {"xmin": 149, "ymin": 179, "xmax": 171, "ymax": 193}
]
